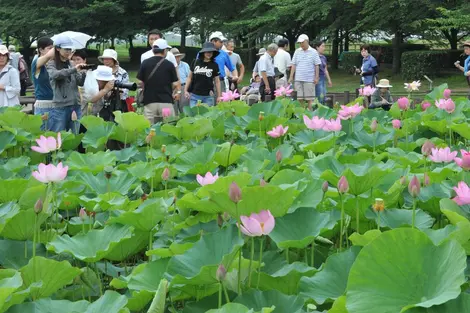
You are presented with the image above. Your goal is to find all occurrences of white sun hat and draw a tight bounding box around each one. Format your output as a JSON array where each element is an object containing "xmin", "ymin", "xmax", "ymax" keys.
[
  {"xmin": 98, "ymin": 49, "xmax": 118, "ymax": 63},
  {"xmin": 93, "ymin": 65, "xmax": 115, "ymax": 81}
]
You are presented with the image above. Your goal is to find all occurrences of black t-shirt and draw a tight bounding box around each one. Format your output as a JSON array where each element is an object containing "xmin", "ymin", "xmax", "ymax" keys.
[
  {"xmin": 190, "ymin": 59, "xmax": 220, "ymax": 96},
  {"xmin": 137, "ymin": 56, "xmax": 178, "ymax": 104}
]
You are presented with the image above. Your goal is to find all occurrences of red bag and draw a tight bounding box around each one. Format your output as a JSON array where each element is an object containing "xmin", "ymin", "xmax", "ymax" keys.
[{"xmin": 126, "ymin": 97, "xmax": 135, "ymax": 112}]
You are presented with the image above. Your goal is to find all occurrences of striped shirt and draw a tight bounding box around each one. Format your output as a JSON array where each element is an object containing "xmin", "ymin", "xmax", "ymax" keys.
[{"xmin": 291, "ymin": 46, "xmax": 321, "ymax": 82}]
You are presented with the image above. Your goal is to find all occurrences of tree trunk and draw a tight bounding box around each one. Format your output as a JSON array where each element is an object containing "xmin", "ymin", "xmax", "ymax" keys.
[
  {"xmin": 344, "ymin": 30, "xmax": 350, "ymax": 51},
  {"xmin": 128, "ymin": 35, "xmax": 134, "ymax": 49},
  {"xmin": 331, "ymin": 29, "xmax": 340, "ymax": 70},
  {"xmin": 285, "ymin": 30, "xmax": 296, "ymax": 54},
  {"xmin": 449, "ymin": 29, "xmax": 458, "ymax": 50},
  {"xmin": 392, "ymin": 31, "xmax": 403, "ymax": 74},
  {"xmin": 180, "ymin": 21, "xmax": 187, "ymax": 49},
  {"xmin": 248, "ymin": 38, "xmax": 256, "ymax": 70}
]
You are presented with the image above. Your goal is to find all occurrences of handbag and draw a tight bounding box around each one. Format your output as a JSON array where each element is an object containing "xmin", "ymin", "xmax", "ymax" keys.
[{"xmin": 136, "ymin": 57, "xmax": 165, "ymax": 106}]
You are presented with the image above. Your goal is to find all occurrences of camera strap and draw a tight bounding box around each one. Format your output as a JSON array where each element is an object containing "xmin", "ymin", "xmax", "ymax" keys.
[{"xmin": 146, "ymin": 58, "xmax": 165, "ymax": 85}]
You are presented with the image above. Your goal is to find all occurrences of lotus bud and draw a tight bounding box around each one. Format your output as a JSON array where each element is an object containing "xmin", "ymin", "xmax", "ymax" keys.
[
  {"xmin": 162, "ymin": 168, "xmax": 170, "ymax": 181},
  {"xmin": 260, "ymin": 179, "xmax": 267, "ymax": 186},
  {"xmin": 424, "ymin": 172, "xmax": 430, "ymax": 186},
  {"xmin": 373, "ymin": 198, "xmax": 385, "ymax": 212},
  {"xmin": 276, "ymin": 150, "xmax": 282, "ymax": 163},
  {"xmin": 370, "ymin": 119, "xmax": 378, "ymax": 132},
  {"xmin": 337, "ymin": 176, "xmax": 349, "ymax": 194},
  {"xmin": 104, "ymin": 166, "xmax": 113, "ymax": 179},
  {"xmin": 79, "ymin": 208, "xmax": 87, "ymax": 221},
  {"xmin": 259, "ymin": 111, "xmax": 265, "ymax": 121},
  {"xmin": 400, "ymin": 176, "xmax": 407, "ymax": 185},
  {"xmin": 34, "ymin": 198, "xmax": 43, "ymax": 214},
  {"xmin": 408, "ymin": 176, "xmax": 421, "ymax": 198},
  {"xmin": 41, "ymin": 113, "xmax": 49, "ymax": 121},
  {"xmin": 216, "ymin": 264, "xmax": 227, "ymax": 281},
  {"xmin": 443, "ymin": 88, "xmax": 452, "ymax": 99},
  {"xmin": 322, "ymin": 181, "xmax": 329, "ymax": 193},
  {"xmin": 141, "ymin": 194, "xmax": 148, "ymax": 201},
  {"xmin": 392, "ymin": 119, "xmax": 401, "ymax": 129},
  {"xmin": 229, "ymin": 182, "xmax": 242, "ymax": 203},
  {"xmin": 421, "ymin": 140, "xmax": 435, "ymax": 156},
  {"xmin": 71, "ymin": 110, "xmax": 78, "ymax": 121},
  {"xmin": 397, "ymin": 97, "xmax": 409, "ymax": 111},
  {"xmin": 217, "ymin": 214, "xmax": 224, "ymax": 228},
  {"xmin": 223, "ymin": 212, "xmax": 230, "ymax": 221},
  {"xmin": 421, "ymin": 102, "xmax": 431, "ymax": 111},
  {"xmin": 161, "ymin": 144, "xmax": 167, "ymax": 153}
]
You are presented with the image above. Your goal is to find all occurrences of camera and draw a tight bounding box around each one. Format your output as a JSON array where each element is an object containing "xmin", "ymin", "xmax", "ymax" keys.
[
  {"xmin": 81, "ymin": 64, "xmax": 97, "ymax": 70},
  {"xmin": 114, "ymin": 81, "xmax": 137, "ymax": 91}
]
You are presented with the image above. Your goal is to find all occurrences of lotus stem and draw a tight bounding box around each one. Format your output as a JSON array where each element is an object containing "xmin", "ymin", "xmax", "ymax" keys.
[
  {"xmin": 304, "ymin": 248, "xmax": 308, "ymax": 264},
  {"xmin": 372, "ymin": 134, "xmax": 376, "ymax": 154},
  {"xmin": 339, "ymin": 193, "xmax": 345, "ymax": 252},
  {"xmin": 226, "ymin": 142, "xmax": 233, "ymax": 173},
  {"xmin": 412, "ymin": 198, "xmax": 417, "ymax": 229},
  {"xmin": 218, "ymin": 282, "xmax": 222, "ymax": 308},
  {"xmin": 24, "ymin": 241, "xmax": 27, "ymax": 259},
  {"xmin": 310, "ymin": 242, "xmax": 315, "ymax": 267},
  {"xmin": 377, "ymin": 211, "xmax": 381, "ymax": 230},
  {"xmin": 285, "ymin": 247, "xmax": 289, "ymax": 263},
  {"xmin": 223, "ymin": 283, "xmax": 230, "ymax": 303},
  {"xmin": 124, "ymin": 131, "xmax": 128, "ymax": 148},
  {"xmin": 236, "ymin": 205, "xmax": 242, "ymax": 295},
  {"xmin": 356, "ymin": 196, "xmax": 360, "ymax": 233},
  {"xmin": 149, "ymin": 231, "xmax": 153, "ymax": 261},
  {"xmin": 257, "ymin": 238, "xmax": 264, "ymax": 288},
  {"xmin": 33, "ymin": 213, "xmax": 37, "ymax": 259},
  {"xmin": 248, "ymin": 236, "xmax": 254, "ymax": 287}
]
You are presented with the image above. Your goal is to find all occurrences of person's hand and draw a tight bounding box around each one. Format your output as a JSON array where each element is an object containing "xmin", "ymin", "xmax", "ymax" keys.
[
  {"xmin": 173, "ymin": 93, "xmax": 181, "ymax": 101},
  {"xmin": 382, "ymin": 99, "xmax": 388, "ymax": 104},
  {"xmin": 0, "ymin": 84, "xmax": 4, "ymax": 91},
  {"xmin": 75, "ymin": 63, "xmax": 85, "ymax": 71},
  {"xmin": 328, "ymin": 81, "xmax": 333, "ymax": 88},
  {"xmin": 237, "ymin": 77, "xmax": 243, "ymax": 84},
  {"xmin": 466, "ymin": 71, "xmax": 470, "ymax": 77},
  {"xmin": 231, "ymin": 76, "xmax": 239, "ymax": 82},
  {"xmin": 265, "ymin": 87, "xmax": 271, "ymax": 94},
  {"xmin": 184, "ymin": 91, "xmax": 190, "ymax": 99},
  {"xmin": 216, "ymin": 97, "xmax": 221, "ymax": 104},
  {"xmin": 355, "ymin": 67, "xmax": 361, "ymax": 74},
  {"xmin": 313, "ymin": 78, "xmax": 319, "ymax": 84},
  {"xmin": 455, "ymin": 61, "xmax": 461, "ymax": 68},
  {"xmin": 104, "ymin": 80, "xmax": 114, "ymax": 92}
]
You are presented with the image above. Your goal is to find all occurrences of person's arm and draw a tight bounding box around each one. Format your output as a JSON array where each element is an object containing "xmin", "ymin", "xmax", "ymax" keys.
[
  {"xmin": 36, "ymin": 48, "xmax": 55, "ymax": 72},
  {"xmin": 252, "ymin": 62, "xmax": 258, "ymax": 79},
  {"xmin": 91, "ymin": 81, "xmax": 114, "ymax": 103},
  {"xmin": 285, "ymin": 53, "xmax": 292, "ymax": 78},
  {"xmin": 170, "ymin": 66, "xmax": 181, "ymax": 101},
  {"xmin": 237, "ymin": 56, "xmax": 245, "ymax": 83},
  {"xmin": 184, "ymin": 72, "xmax": 193, "ymax": 99},
  {"xmin": 46, "ymin": 60, "xmax": 81, "ymax": 81},
  {"xmin": 258, "ymin": 57, "xmax": 270, "ymax": 92},
  {"xmin": 0, "ymin": 69, "xmax": 21, "ymax": 98},
  {"xmin": 289, "ymin": 51, "xmax": 297, "ymax": 83},
  {"xmin": 225, "ymin": 54, "xmax": 238, "ymax": 79},
  {"xmin": 314, "ymin": 65, "xmax": 320, "ymax": 84},
  {"xmin": 215, "ymin": 77, "xmax": 221, "ymax": 103},
  {"xmin": 325, "ymin": 64, "xmax": 333, "ymax": 87}
]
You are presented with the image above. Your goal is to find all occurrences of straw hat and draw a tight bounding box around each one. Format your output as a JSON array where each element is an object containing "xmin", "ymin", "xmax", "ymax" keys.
[
  {"xmin": 170, "ymin": 48, "xmax": 185, "ymax": 59},
  {"xmin": 93, "ymin": 65, "xmax": 115, "ymax": 81},
  {"xmin": 462, "ymin": 41, "xmax": 470, "ymax": 48},
  {"xmin": 376, "ymin": 79, "xmax": 393, "ymax": 88},
  {"xmin": 98, "ymin": 49, "xmax": 118, "ymax": 63}
]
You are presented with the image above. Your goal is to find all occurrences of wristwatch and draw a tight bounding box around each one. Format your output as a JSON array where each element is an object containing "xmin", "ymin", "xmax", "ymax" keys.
[{"xmin": 176, "ymin": 90, "xmax": 182, "ymax": 94}]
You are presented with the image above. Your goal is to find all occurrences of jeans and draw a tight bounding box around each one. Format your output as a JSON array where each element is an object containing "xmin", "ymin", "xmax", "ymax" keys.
[
  {"xmin": 35, "ymin": 105, "xmax": 82, "ymax": 133},
  {"xmin": 316, "ymin": 76, "xmax": 327, "ymax": 104},
  {"xmin": 190, "ymin": 94, "xmax": 214, "ymax": 107}
]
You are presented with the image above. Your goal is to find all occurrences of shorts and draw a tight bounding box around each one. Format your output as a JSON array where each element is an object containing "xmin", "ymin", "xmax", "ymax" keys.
[
  {"xmin": 295, "ymin": 81, "xmax": 315, "ymax": 100},
  {"xmin": 144, "ymin": 102, "xmax": 175, "ymax": 125}
]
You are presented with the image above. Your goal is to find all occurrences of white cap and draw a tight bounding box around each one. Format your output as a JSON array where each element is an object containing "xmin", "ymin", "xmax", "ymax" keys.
[
  {"xmin": 209, "ymin": 31, "xmax": 227, "ymax": 41},
  {"xmin": 98, "ymin": 49, "xmax": 118, "ymax": 62},
  {"xmin": 8, "ymin": 45, "xmax": 15, "ymax": 52},
  {"xmin": 153, "ymin": 38, "xmax": 171, "ymax": 50},
  {"xmin": 93, "ymin": 65, "xmax": 114, "ymax": 81},
  {"xmin": 297, "ymin": 34, "xmax": 309, "ymax": 43}
]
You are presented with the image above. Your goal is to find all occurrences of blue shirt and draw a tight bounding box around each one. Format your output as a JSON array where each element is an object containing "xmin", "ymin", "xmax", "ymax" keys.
[
  {"xmin": 215, "ymin": 50, "xmax": 234, "ymax": 78},
  {"xmin": 31, "ymin": 56, "xmax": 53, "ymax": 100},
  {"xmin": 464, "ymin": 56, "xmax": 470, "ymax": 76},
  {"xmin": 178, "ymin": 61, "xmax": 190, "ymax": 85},
  {"xmin": 361, "ymin": 55, "xmax": 378, "ymax": 85}
]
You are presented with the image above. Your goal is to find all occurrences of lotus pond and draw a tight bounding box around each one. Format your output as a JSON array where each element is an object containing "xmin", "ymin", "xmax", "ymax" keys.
[{"xmin": 1, "ymin": 84, "xmax": 470, "ymax": 313}]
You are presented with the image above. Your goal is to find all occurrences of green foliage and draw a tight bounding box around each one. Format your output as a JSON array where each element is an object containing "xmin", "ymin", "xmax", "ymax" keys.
[{"xmin": 401, "ymin": 50, "xmax": 448, "ymax": 80}]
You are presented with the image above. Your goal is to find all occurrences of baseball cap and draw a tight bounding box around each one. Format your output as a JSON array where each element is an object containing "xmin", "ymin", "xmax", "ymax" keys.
[
  {"xmin": 209, "ymin": 31, "xmax": 227, "ymax": 41},
  {"xmin": 152, "ymin": 38, "xmax": 171, "ymax": 50},
  {"xmin": 297, "ymin": 34, "xmax": 309, "ymax": 43},
  {"xmin": 8, "ymin": 45, "xmax": 16, "ymax": 52},
  {"xmin": 54, "ymin": 35, "xmax": 75, "ymax": 49}
]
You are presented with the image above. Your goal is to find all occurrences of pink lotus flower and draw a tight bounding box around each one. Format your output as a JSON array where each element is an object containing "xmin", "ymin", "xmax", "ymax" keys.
[
  {"xmin": 337, "ymin": 176, "xmax": 349, "ymax": 194},
  {"xmin": 162, "ymin": 107, "xmax": 172, "ymax": 118},
  {"xmin": 79, "ymin": 208, "xmax": 87, "ymax": 221},
  {"xmin": 196, "ymin": 172, "xmax": 219, "ymax": 186},
  {"xmin": 408, "ymin": 176, "xmax": 420, "ymax": 198},
  {"xmin": 421, "ymin": 140, "xmax": 435, "ymax": 156},
  {"xmin": 220, "ymin": 90, "xmax": 240, "ymax": 102},
  {"xmin": 32, "ymin": 162, "xmax": 68, "ymax": 184},
  {"xmin": 229, "ymin": 182, "xmax": 242, "ymax": 203},
  {"xmin": 435, "ymin": 99, "xmax": 455, "ymax": 113},
  {"xmin": 303, "ymin": 115, "xmax": 325, "ymax": 130},
  {"xmin": 421, "ymin": 102, "xmax": 431, "ymax": 111},
  {"xmin": 392, "ymin": 119, "xmax": 401, "ymax": 129},
  {"xmin": 454, "ymin": 150, "xmax": 470, "ymax": 170},
  {"xmin": 370, "ymin": 119, "xmax": 378, "ymax": 132},
  {"xmin": 443, "ymin": 89, "xmax": 452, "ymax": 99},
  {"xmin": 397, "ymin": 97, "xmax": 410, "ymax": 111},
  {"xmin": 161, "ymin": 168, "xmax": 170, "ymax": 181},
  {"xmin": 71, "ymin": 110, "xmax": 78, "ymax": 121},
  {"xmin": 267, "ymin": 125, "xmax": 288, "ymax": 138},
  {"xmin": 453, "ymin": 181, "xmax": 470, "ymax": 205},
  {"xmin": 338, "ymin": 104, "xmax": 363, "ymax": 120},
  {"xmin": 323, "ymin": 117, "xmax": 342, "ymax": 132},
  {"xmin": 274, "ymin": 85, "xmax": 293, "ymax": 97},
  {"xmin": 404, "ymin": 81, "xmax": 421, "ymax": 92},
  {"xmin": 31, "ymin": 133, "xmax": 62, "ymax": 154},
  {"xmin": 359, "ymin": 86, "xmax": 376, "ymax": 97},
  {"xmin": 238, "ymin": 210, "xmax": 275, "ymax": 237},
  {"xmin": 276, "ymin": 150, "xmax": 283, "ymax": 162},
  {"xmin": 429, "ymin": 147, "xmax": 457, "ymax": 163}
]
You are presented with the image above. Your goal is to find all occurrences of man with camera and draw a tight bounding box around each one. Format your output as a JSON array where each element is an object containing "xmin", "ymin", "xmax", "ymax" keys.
[{"xmin": 137, "ymin": 38, "xmax": 181, "ymax": 124}]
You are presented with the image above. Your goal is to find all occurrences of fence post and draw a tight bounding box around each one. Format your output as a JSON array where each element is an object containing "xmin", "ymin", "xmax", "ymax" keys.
[{"xmin": 344, "ymin": 91, "xmax": 350, "ymax": 104}]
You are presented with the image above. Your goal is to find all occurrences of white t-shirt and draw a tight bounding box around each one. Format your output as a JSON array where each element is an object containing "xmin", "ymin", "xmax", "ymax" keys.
[
  {"xmin": 141, "ymin": 50, "xmax": 178, "ymax": 67},
  {"xmin": 274, "ymin": 49, "xmax": 291, "ymax": 76}
]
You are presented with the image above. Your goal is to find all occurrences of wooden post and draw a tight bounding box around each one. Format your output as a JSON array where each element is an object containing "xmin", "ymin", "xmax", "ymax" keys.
[
  {"xmin": 344, "ymin": 91, "xmax": 350, "ymax": 104},
  {"xmin": 265, "ymin": 95, "xmax": 272, "ymax": 102},
  {"xmin": 292, "ymin": 90, "xmax": 297, "ymax": 101}
]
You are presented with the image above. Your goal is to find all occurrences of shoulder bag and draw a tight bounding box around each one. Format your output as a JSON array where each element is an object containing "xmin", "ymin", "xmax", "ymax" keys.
[{"xmin": 136, "ymin": 58, "xmax": 165, "ymax": 106}]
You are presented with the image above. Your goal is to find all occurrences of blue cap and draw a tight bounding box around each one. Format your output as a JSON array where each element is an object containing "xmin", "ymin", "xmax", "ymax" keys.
[{"xmin": 54, "ymin": 35, "xmax": 75, "ymax": 49}]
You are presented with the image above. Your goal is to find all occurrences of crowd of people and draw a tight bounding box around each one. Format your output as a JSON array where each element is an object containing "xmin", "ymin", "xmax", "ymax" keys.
[{"xmin": 0, "ymin": 31, "xmax": 470, "ymax": 133}]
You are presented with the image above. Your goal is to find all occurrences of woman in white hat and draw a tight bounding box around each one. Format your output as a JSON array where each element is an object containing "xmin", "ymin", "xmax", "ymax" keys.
[
  {"xmin": 369, "ymin": 79, "xmax": 393, "ymax": 110},
  {"xmin": 88, "ymin": 65, "xmax": 115, "ymax": 118},
  {"xmin": 0, "ymin": 45, "xmax": 20, "ymax": 107},
  {"xmin": 98, "ymin": 49, "xmax": 129, "ymax": 109}
]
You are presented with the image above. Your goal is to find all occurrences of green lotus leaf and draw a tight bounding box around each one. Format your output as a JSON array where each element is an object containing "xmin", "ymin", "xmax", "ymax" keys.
[
  {"xmin": 214, "ymin": 142, "xmax": 249, "ymax": 167},
  {"xmin": 424, "ymin": 222, "xmax": 470, "ymax": 249},
  {"xmin": 79, "ymin": 193, "xmax": 131, "ymax": 211},
  {"xmin": 269, "ymin": 169, "xmax": 309, "ymax": 189},
  {"xmin": 0, "ymin": 109, "xmax": 42, "ymax": 134},
  {"xmin": 114, "ymin": 111, "xmax": 150, "ymax": 132},
  {"xmin": 166, "ymin": 225, "xmax": 243, "ymax": 286},
  {"xmin": 0, "ymin": 269, "xmax": 23, "ymax": 307},
  {"xmin": 386, "ymin": 148, "xmax": 424, "ymax": 168},
  {"xmin": 74, "ymin": 170, "xmax": 137, "ymax": 195},
  {"xmin": 105, "ymin": 230, "xmax": 149, "ymax": 261},
  {"xmin": 145, "ymin": 278, "xmax": 168, "ymax": 313},
  {"xmin": 0, "ymin": 156, "xmax": 29, "ymax": 174},
  {"xmin": 81, "ymin": 122, "xmax": 116, "ymax": 149},
  {"xmin": 1, "ymin": 209, "xmax": 48, "ymax": 241},
  {"xmin": 205, "ymin": 303, "xmax": 254, "ymax": 313},
  {"xmin": 0, "ymin": 179, "xmax": 29, "ymax": 203},
  {"xmin": 407, "ymin": 293, "xmax": 470, "ymax": 313},
  {"xmin": 365, "ymin": 208, "xmax": 435, "ymax": 230},
  {"xmin": 113, "ymin": 146, "xmax": 141, "ymax": 162},
  {"xmin": 349, "ymin": 230, "xmax": 382, "ymax": 246},
  {"xmin": 234, "ymin": 290, "xmax": 304, "ymax": 313},
  {"xmin": 108, "ymin": 198, "xmax": 168, "ymax": 231},
  {"xmin": 236, "ymin": 185, "xmax": 298, "ymax": 217},
  {"xmin": 125, "ymin": 290, "xmax": 154, "ymax": 312},
  {"xmin": 328, "ymin": 296, "xmax": 347, "ymax": 313},
  {"xmin": 0, "ymin": 202, "xmax": 20, "ymax": 234},
  {"xmin": 6, "ymin": 299, "xmax": 90, "ymax": 313},
  {"xmin": 174, "ymin": 142, "xmax": 218, "ymax": 175},
  {"xmin": 161, "ymin": 116, "xmax": 214, "ymax": 140},
  {"xmin": 302, "ymin": 156, "xmax": 344, "ymax": 179},
  {"xmin": 147, "ymin": 242, "xmax": 194, "ymax": 258},
  {"xmin": 346, "ymin": 131, "xmax": 394, "ymax": 149},
  {"xmin": 66, "ymin": 151, "xmax": 117, "ymax": 174},
  {"xmin": 300, "ymin": 247, "xmax": 360, "ymax": 304},
  {"xmin": 421, "ymin": 119, "xmax": 447, "ymax": 134},
  {"xmin": 84, "ymin": 290, "xmax": 128, "ymax": 313},
  {"xmin": 346, "ymin": 228, "xmax": 466, "ymax": 313},
  {"xmin": 126, "ymin": 259, "xmax": 169, "ymax": 292},
  {"xmin": 125, "ymin": 162, "xmax": 155, "ymax": 180},
  {"xmin": 47, "ymin": 224, "xmax": 134, "ymax": 262},
  {"xmin": 18, "ymin": 184, "xmax": 47, "ymax": 210},
  {"xmin": 0, "ymin": 240, "xmax": 47, "ymax": 269},
  {"xmin": 247, "ymin": 101, "xmax": 285, "ymax": 119},
  {"xmin": 20, "ymin": 257, "xmax": 81, "ymax": 299},
  {"xmin": 0, "ymin": 130, "xmax": 16, "ymax": 154},
  {"xmin": 269, "ymin": 208, "xmax": 340, "ymax": 249},
  {"xmin": 291, "ymin": 130, "xmax": 339, "ymax": 153}
]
